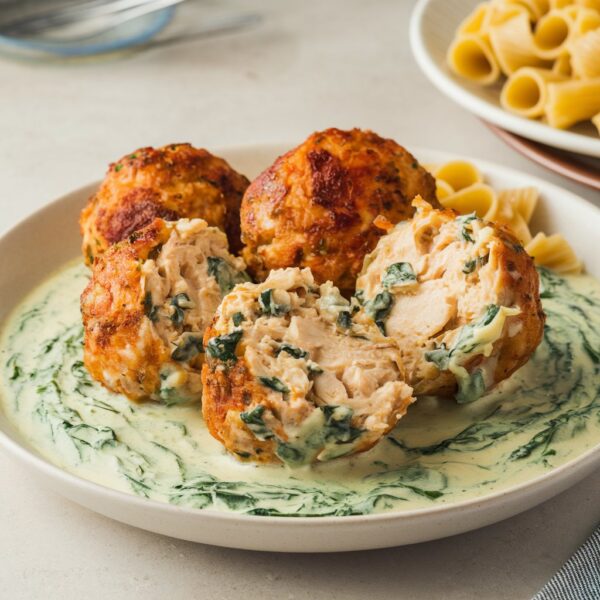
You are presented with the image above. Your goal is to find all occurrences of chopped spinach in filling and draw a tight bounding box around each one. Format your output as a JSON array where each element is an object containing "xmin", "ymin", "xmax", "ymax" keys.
[
  {"xmin": 463, "ymin": 254, "xmax": 489, "ymax": 275},
  {"xmin": 381, "ymin": 262, "xmax": 416, "ymax": 290},
  {"xmin": 456, "ymin": 213, "xmax": 478, "ymax": 243},
  {"xmin": 169, "ymin": 293, "xmax": 193, "ymax": 326},
  {"xmin": 364, "ymin": 291, "xmax": 394, "ymax": 335},
  {"xmin": 276, "ymin": 343, "xmax": 308, "ymax": 359},
  {"xmin": 336, "ymin": 310, "xmax": 353, "ymax": 330},
  {"xmin": 322, "ymin": 405, "xmax": 364, "ymax": 444},
  {"xmin": 171, "ymin": 334, "xmax": 204, "ymax": 362},
  {"xmin": 424, "ymin": 304, "xmax": 518, "ymax": 403},
  {"xmin": 207, "ymin": 256, "xmax": 251, "ymax": 296},
  {"xmin": 240, "ymin": 405, "xmax": 274, "ymax": 441},
  {"xmin": 206, "ymin": 330, "xmax": 243, "ymax": 362},
  {"xmin": 143, "ymin": 292, "xmax": 159, "ymax": 322},
  {"xmin": 259, "ymin": 376, "xmax": 290, "ymax": 395},
  {"xmin": 258, "ymin": 289, "xmax": 290, "ymax": 316},
  {"xmin": 232, "ymin": 312, "xmax": 245, "ymax": 327}
]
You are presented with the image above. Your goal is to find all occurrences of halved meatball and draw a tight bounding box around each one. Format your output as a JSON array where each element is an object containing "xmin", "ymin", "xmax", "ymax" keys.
[
  {"xmin": 80, "ymin": 143, "xmax": 249, "ymax": 266},
  {"xmin": 201, "ymin": 267, "xmax": 415, "ymax": 465},
  {"xmin": 240, "ymin": 128, "xmax": 438, "ymax": 293},
  {"xmin": 81, "ymin": 218, "xmax": 250, "ymax": 404},
  {"xmin": 355, "ymin": 198, "xmax": 545, "ymax": 402}
]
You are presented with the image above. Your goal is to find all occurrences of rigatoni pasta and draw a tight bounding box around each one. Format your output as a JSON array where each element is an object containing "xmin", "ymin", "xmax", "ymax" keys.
[
  {"xmin": 440, "ymin": 182, "xmax": 499, "ymax": 220},
  {"xmin": 447, "ymin": 0, "xmax": 600, "ymax": 136},
  {"xmin": 546, "ymin": 77, "xmax": 600, "ymax": 127},
  {"xmin": 569, "ymin": 28, "xmax": 600, "ymax": 77},
  {"xmin": 501, "ymin": 67, "xmax": 566, "ymax": 116},
  {"xmin": 430, "ymin": 160, "xmax": 582, "ymax": 272},
  {"xmin": 525, "ymin": 232, "xmax": 583, "ymax": 272},
  {"xmin": 532, "ymin": 9, "xmax": 573, "ymax": 59},
  {"xmin": 433, "ymin": 160, "xmax": 483, "ymax": 190},
  {"xmin": 458, "ymin": 2, "xmax": 490, "ymax": 34},
  {"xmin": 572, "ymin": 7, "xmax": 600, "ymax": 33},
  {"xmin": 489, "ymin": 12, "xmax": 548, "ymax": 74},
  {"xmin": 593, "ymin": 111, "xmax": 600, "ymax": 133},
  {"xmin": 447, "ymin": 34, "xmax": 501, "ymax": 84}
]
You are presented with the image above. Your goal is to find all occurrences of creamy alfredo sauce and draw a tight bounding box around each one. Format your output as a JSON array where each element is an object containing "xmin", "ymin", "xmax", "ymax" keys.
[{"xmin": 1, "ymin": 261, "xmax": 599, "ymax": 517}]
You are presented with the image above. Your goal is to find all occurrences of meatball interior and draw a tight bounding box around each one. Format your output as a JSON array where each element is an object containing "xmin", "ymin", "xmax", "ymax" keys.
[
  {"xmin": 201, "ymin": 267, "xmax": 415, "ymax": 466},
  {"xmin": 81, "ymin": 218, "xmax": 250, "ymax": 404},
  {"xmin": 240, "ymin": 128, "xmax": 438, "ymax": 293},
  {"xmin": 80, "ymin": 143, "xmax": 249, "ymax": 266},
  {"xmin": 355, "ymin": 198, "xmax": 545, "ymax": 402}
]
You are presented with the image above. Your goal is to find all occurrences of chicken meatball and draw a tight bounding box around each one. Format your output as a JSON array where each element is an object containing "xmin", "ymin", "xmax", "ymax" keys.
[
  {"xmin": 81, "ymin": 218, "xmax": 250, "ymax": 404},
  {"xmin": 355, "ymin": 198, "xmax": 545, "ymax": 403},
  {"xmin": 80, "ymin": 143, "xmax": 249, "ymax": 265},
  {"xmin": 240, "ymin": 128, "xmax": 438, "ymax": 293},
  {"xmin": 201, "ymin": 267, "xmax": 415, "ymax": 465}
]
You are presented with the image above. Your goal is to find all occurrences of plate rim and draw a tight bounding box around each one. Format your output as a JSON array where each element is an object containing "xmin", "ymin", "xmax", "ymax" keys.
[
  {"xmin": 1, "ymin": 143, "xmax": 599, "ymax": 547},
  {"xmin": 484, "ymin": 121, "xmax": 600, "ymax": 191},
  {"xmin": 409, "ymin": 0, "xmax": 600, "ymax": 159}
]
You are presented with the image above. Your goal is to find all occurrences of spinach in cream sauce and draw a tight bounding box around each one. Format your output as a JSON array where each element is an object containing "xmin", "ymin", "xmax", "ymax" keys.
[{"xmin": 1, "ymin": 264, "xmax": 599, "ymax": 517}]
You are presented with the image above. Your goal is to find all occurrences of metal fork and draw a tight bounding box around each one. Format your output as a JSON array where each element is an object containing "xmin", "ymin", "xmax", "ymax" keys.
[{"xmin": 0, "ymin": 0, "xmax": 186, "ymax": 37}]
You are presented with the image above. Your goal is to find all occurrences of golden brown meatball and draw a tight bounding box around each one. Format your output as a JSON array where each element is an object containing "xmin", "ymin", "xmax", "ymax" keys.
[
  {"xmin": 201, "ymin": 267, "xmax": 415, "ymax": 465},
  {"xmin": 80, "ymin": 143, "xmax": 249, "ymax": 265},
  {"xmin": 81, "ymin": 218, "xmax": 250, "ymax": 404},
  {"xmin": 355, "ymin": 198, "xmax": 545, "ymax": 402},
  {"xmin": 240, "ymin": 128, "xmax": 438, "ymax": 293}
]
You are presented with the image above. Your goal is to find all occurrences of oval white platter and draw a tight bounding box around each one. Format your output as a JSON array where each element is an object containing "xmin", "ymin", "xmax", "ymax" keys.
[
  {"xmin": 410, "ymin": 0, "xmax": 600, "ymax": 159},
  {"xmin": 0, "ymin": 143, "xmax": 599, "ymax": 553}
]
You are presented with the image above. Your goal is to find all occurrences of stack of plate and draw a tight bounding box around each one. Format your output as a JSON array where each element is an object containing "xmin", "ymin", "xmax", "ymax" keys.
[{"xmin": 410, "ymin": 0, "xmax": 600, "ymax": 190}]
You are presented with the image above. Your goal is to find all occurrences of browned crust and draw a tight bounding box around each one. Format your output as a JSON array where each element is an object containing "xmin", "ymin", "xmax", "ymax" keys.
[
  {"xmin": 241, "ymin": 128, "xmax": 438, "ymax": 291},
  {"xmin": 81, "ymin": 219, "xmax": 172, "ymax": 400},
  {"xmin": 488, "ymin": 225, "xmax": 545, "ymax": 384},
  {"xmin": 80, "ymin": 143, "xmax": 249, "ymax": 265},
  {"xmin": 201, "ymin": 330, "xmax": 276, "ymax": 462}
]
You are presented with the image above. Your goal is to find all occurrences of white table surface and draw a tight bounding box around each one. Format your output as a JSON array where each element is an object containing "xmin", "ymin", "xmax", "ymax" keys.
[{"xmin": 1, "ymin": 1, "xmax": 599, "ymax": 598}]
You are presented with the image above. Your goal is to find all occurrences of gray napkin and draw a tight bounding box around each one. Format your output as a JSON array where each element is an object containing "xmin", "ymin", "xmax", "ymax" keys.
[{"xmin": 533, "ymin": 526, "xmax": 600, "ymax": 600}]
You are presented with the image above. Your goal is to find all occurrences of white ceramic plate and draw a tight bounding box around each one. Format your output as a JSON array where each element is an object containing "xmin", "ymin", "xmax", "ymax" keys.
[
  {"xmin": 410, "ymin": 0, "xmax": 600, "ymax": 158},
  {"xmin": 0, "ymin": 143, "xmax": 599, "ymax": 552}
]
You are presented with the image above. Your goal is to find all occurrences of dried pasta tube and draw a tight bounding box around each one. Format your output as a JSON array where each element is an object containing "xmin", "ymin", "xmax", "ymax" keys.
[
  {"xmin": 486, "ymin": 1, "xmax": 530, "ymax": 29},
  {"xmin": 592, "ymin": 111, "xmax": 600, "ymax": 134},
  {"xmin": 531, "ymin": 0, "xmax": 552, "ymax": 16},
  {"xmin": 550, "ymin": 0, "xmax": 575, "ymax": 9},
  {"xmin": 505, "ymin": 212, "xmax": 533, "ymax": 244},
  {"xmin": 458, "ymin": 3, "xmax": 491, "ymax": 35},
  {"xmin": 569, "ymin": 29, "xmax": 600, "ymax": 78},
  {"xmin": 498, "ymin": 187, "xmax": 539, "ymax": 223},
  {"xmin": 552, "ymin": 52, "xmax": 572, "ymax": 76},
  {"xmin": 440, "ymin": 183, "xmax": 499, "ymax": 221},
  {"xmin": 533, "ymin": 9, "xmax": 574, "ymax": 59},
  {"xmin": 546, "ymin": 77, "xmax": 600, "ymax": 127},
  {"xmin": 500, "ymin": 0, "xmax": 549, "ymax": 20},
  {"xmin": 447, "ymin": 34, "xmax": 502, "ymax": 84},
  {"xmin": 525, "ymin": 232, "xmax": 583, "ymax": 273},
  {"xmin": 435, "ymin": 178, "xmax": 455, "ymax": 201},
  {"xmin": 576, "ymin": 0, "xmax": 600, "ymax": 12},
  {"xmin": 571, "ymin": 6, "xmax": 600, "ymax": 33},
  {"xmin": 489, "ymin": 12, "xmax": 549, "ymax": 75},
  {"xmin": 434, "ymin": 160, "xmax": 483, "ymax": 191},
  {"xmin": 501, "ymin": 67, "xmax": 567, "ymax": 117}
]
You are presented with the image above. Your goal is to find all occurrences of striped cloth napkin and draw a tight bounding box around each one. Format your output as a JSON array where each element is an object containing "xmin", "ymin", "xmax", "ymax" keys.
[{"xmin": 532, "ymin": 526, "xmax": 600, "ymax": 600}]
